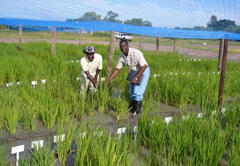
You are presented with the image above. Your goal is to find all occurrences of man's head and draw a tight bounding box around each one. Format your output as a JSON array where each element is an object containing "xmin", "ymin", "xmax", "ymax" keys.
[
  {"xmin": 119, "ymin": 40, "xmax": 129, "ymax": 56},
  {"xmin": 83, "ymin": 46, "xmax": 95, "ymax": 62}
]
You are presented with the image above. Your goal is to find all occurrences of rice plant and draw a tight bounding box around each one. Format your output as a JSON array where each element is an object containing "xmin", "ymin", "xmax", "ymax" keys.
[
  {"xmin": 30, "ymin": 142, "xmax": 56, "ymax": 166},
  {"xmin": 4, "ymin": 105, "xmax": 19, "ymax": 134},
  {"xmin": 96, "ymin": 84, "xmax": 111, "ymax": 113},
  {"xmin": 72, "ymin": 94, "xmax": 85, "ymax": 120},
  {"xmin": 19, "ymin": 105, "xmax": 36, "ymax": 131},
  {"xmin": 74, "ymin": 127, "xmax": 133, "ymax": 166},
  {"xmin": 56, "ymin": 120, "xmax": 76, "ymax": 165},
  {"xmin": 0, "ymin": 109, "xmax": 3, "ymax": 132},
  {"xmin": 228, "ymin": 130, "xmax": 240, "ymax": 166},
  {"xmin": 85, "ymin": 94, "xmax": 96, "ymax": 116},
  {"xmin": 110, "ymin": 96, "xmax": 129, "ymax": 120},
  {"xmin": 0, "ymin": 147, "xmax": 7, "ymax": 166}
]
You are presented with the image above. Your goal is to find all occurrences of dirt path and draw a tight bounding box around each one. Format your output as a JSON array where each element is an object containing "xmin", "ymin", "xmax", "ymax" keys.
[{"xmin": 1, "ymin": 38, "xmax": 239, "ymax": 62}]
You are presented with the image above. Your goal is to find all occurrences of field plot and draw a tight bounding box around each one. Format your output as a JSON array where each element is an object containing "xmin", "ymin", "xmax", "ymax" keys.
[{"xmin": 0, "ymin": 42, "xmax": 240, "ymax": 165}]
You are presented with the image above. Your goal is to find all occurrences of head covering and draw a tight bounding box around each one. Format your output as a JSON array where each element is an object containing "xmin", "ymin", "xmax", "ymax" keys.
[{"xmin": 83, "ymin": 46, "xmax": 95, "ymax": 54}]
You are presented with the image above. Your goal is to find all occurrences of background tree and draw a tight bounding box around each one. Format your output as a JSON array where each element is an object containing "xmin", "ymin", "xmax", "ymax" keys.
[
  {"xmin": 66, "ymin": 12, "xmax": 101, "ymax": 22},
  {"xmin": 207, "ymin": 15, "xmax": 217, "ymax": 28},
  {"xmin": 124, "ymin": 18, "xmax": 152, "ymax": 27},
  {"xmin": 103, "ymin": 10, "xmax": 122, "ymax": 23}
]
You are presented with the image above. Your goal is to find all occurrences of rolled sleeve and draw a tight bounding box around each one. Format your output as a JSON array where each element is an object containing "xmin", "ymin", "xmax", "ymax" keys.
[
  {"xmin": 80, "ymin": 58, "xmax": 89, "ymax": 72},
  {"xmin": 138, "ymin": 51, "xmax": 148, "ymax": 67},
  {"xmin": 116, "ymin": 56, "xmax": 124, "ymax": 69}
]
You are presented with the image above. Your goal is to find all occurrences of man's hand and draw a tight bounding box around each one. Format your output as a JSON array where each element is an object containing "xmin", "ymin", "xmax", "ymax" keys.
[
  {"xmin": 93, "ymin": 76, "xmax": 98, "ymax": 86},
  {"xmin": 92, "ymin": 81, "xmax": 97, "ymax": 88},
  {"xmin": 131, "ymin": 77, "xmax": 138, "ymax": 84}
]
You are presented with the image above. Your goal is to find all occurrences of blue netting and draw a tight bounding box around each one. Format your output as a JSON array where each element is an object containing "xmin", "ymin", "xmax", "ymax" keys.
[{"xmin": 1, "ymin": 18, "xmax": 240, "ymax": 40}]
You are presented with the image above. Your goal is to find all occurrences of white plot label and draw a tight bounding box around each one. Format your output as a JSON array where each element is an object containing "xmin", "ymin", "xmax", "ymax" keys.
[
  {"xmin": 31, "ymin": 81, "xmax": 37, "ymax": 88},
  {"xmin": 6, "ymin": 83, "xmax": 13, "ymax": 87},
  {"xmin": 54, "ymin": 134, "xmax": 65, "ymax": 143},
  {"xmin": 41, "ymin": 79, "xmax": 46, "ymax": 85},
  {"xmin": 31, "ymin": 140, "xmax": 44, "ymax": 150},
  {"xmin": 11, "ymin": 145, "xmax": 24, "ymax": 166},
  {"xmin": 164, "ymin": 117, "xmax": 173, "ymax": 124},
  {"xmin": 197, "ymin": 113, "xmax": 203, "ymax": 118}
]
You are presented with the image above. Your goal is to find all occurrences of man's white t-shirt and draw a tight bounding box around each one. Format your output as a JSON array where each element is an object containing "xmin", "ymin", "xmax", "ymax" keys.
[{"xmin": 80, "ymin": 53, "xmax": 103, "ymax": 76}]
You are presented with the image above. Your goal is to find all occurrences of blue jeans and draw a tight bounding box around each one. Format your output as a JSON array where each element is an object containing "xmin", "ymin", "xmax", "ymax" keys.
[{"xmin": 129, "ymin": 67, "xmax": 150, "ymax": 101}]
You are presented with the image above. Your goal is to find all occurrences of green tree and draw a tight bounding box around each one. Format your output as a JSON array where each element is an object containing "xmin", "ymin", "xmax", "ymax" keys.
[
  {"xmin": 124, "ymin": 18, "xmax": 152, "ymax": 27},
  {"xmin": 66, "ymin": 12, "xmax": 101, "ymax": 22},
  {"xmin": 103, "ymin": 10, "xmax": 122, "ymax": 23},
  {"xmin": 235, "ymin": 27, "xmax": 240, "ymax": 33},
  {"xmin": 142, "ymin": 21, "xmax": 152, "ymax": 27},
  {"xmin": 214, "ymin": 19, "xmax": 237, "ymax": 31},
  {"xmin": 207, "ymin": 15, "xmax": 217, "ymax": 28}
]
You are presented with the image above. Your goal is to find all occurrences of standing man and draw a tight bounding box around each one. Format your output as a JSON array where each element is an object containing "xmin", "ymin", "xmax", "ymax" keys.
[
  {"xmin": 106, "ymin": 40, "xmax": 150, "ymax": 115},
  {"xmin": 80, "ymin": 46, "xmax": 102, "ymax": 94}
]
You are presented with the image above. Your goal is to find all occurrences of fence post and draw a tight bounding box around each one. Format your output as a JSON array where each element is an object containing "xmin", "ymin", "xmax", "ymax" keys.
[
  {"xmin": 51, "ymin": 27, "xmax": 56, "ymax": 55},
  {"xmin": 218, "ymin": 39, "xmax": 229, "ymax": 109},
  {"xmin": 79, "ymin": 28, "xmax": 82, "ymax": 47},
  {"xmin": 108, "ymin": 31, "xmax": 115, "ymax": 75},
  {"xmin": 18, "ymin": 25, "xmax": 22, "ymax": 51},
  {"xmin": 156, "ymin": 37, "xmax": 160, "ymax": 55},
  {"xmin": 173, "ymin": 38, "xmax": 176, "ymax": 53},
  {"xmin": 139, "ymin": 35, "xmax": 142, "ymax": 50},
  {"xmin": 218, "ymin": 39, "xmax": 224, "ymax": 71}
]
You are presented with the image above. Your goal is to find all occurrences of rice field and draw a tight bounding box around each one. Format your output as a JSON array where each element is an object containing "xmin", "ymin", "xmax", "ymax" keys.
[{"xmin": 0, "ymin": 42, "xmax": 240, "ymax": 165}]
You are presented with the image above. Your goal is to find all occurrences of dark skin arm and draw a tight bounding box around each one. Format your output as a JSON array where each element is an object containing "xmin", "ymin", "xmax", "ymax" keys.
[
  {"xmin": 84, "ymin": 69, "xmax": 101, "ymax": 88},
  {"xmin": 105, "ymin": 69, "xmax": 120, "ymax": 85},
  {"xmin": 131, "ymin": 64, "xmax": 148, "ymax": 84},
  {"xmin": 93, "ymin": 69, "xmax": 101, "ymax": 84}
]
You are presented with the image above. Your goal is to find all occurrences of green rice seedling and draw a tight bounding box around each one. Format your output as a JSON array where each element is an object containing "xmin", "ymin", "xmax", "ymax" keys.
[
  {"xmin": 110, "ymin": 96, "xmax": 129, "ymax": 120},
  {"xmin": 96, "ymin": 84, "xmax": 111, "ymax": 113},
  {"xmin": 74, "ymin": 127, "xmax": 133, "ymax": 166},
  {"xmin": 138, "ymin": 116, "xmax": 167, "ymax": 165},
  {"xmin": 4, "ymin": 105, "xmax": 19, "ymax": 134},
  {"xmin": 166, "ymin": 116, "xmax": 196, "ymax": 165},
  {"xmin": 18, "ymin": 157, "xmax": 31, "ymax": 166},
  {"xmin": 30, "ymin": 142, "xmax": 56, "ymax": 166},
  {"xmin": 191, "ymin": 119, "xmax": 227, "ymax": 166},
  {"xmin": 19, "ymin": 105, "xmax": 36, "ymax": 131},
  {"xmin": 72, "ymin": 95, "xmax": 85, "ymax": 120},
  {"xmin": 221, "ymin": 104, "xmax": 240, "ymax": 130},
  {"xmin": 0, "ymin": 109, "xmax": 3, "ymax": 132},
  {"xmin": 56, "ymin": 102, "xmax": 71, "ymax": 125},
  {"xmin": 56, "ymin": 120, "xmax": 77, "ymax": 165},
  {"xmin": 228, "ymin": 130, "xmax": 240, "ymax": 166},
  {"xmin": 0, "ymin": 147, "xmax": 7, "ymax": 166},
  {"xmin": 85, "ymin": 94, "xmax": 96, "ymax": 116},
  {"xmin": 38, "ymin": 98, "xmax": 58, "ymax": 129}
]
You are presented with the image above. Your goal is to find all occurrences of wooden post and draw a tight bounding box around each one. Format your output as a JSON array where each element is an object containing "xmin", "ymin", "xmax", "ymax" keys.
[
  {"xmin": 173, "ymin": 38, "xmax": 176, "ymax": 53},
  {"xmin": 51, "ymin": 27, "xmax": 56, "ymax": 55},
  {"xmin": 108, "ymin": 31, "xmax": 115, "ymax": 75},
  {"xmin": 79, "ymin": 28, "xmax": 82, "ymax": 47},
  {"xmin": 18, "ymin": 25, "xmax": 22, "ymax": 51},
  {"xmin": 156, "ymin": 37, "xmax": 160, "ymax": 55},
  {"xmin": 218, "ymin": 39, "xmax": 224, "ymax": 72},
  {"xmin": 218, "ymin": 39, "xmax": 229, "ymax": 109},
  {"xmin": 139, "ymin": 35, "xmax": 142, "ymax": 50}
]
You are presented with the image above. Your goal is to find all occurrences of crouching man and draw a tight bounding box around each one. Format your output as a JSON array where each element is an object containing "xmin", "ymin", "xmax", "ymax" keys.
[{"xmin": 80, "ymin": 46, "xmax": 102, "ymax": 94}]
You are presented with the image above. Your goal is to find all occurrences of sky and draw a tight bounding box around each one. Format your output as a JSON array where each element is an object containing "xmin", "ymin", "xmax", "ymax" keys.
[{"xmin": 0, "ymin": 0, "xmax": 240, "ymax": 28}]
